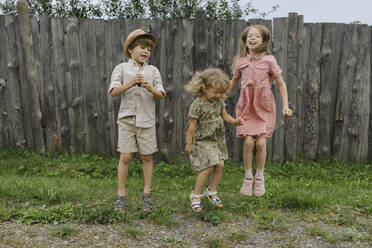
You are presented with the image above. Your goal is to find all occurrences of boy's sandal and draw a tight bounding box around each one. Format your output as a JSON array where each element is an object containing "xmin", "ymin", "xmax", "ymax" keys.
[
  {"xmin": 189, "ymin": 191, "xmax": 203, "ymax": 212},
  {"xmin": 113, "ymin": 194, "xmax": 126, "ymax": 213},
  {"xmin": 203, "ymin": 187, "xmax": 223, "ymax": 207},
  {"xmin": 141, "ymin": 192, "xmax": 153, "ymax": 213}
]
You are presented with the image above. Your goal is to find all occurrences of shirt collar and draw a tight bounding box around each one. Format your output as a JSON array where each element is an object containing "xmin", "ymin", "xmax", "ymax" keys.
[{"xmin": 128, "ymin": 58, "xmax": 147, "ymax": 69}]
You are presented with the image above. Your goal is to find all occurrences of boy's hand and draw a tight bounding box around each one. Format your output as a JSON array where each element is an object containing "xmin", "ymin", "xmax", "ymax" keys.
[
  {"xmin": 282, "ymin": 107, "xmax": 293, "ymax": 116},
  {"xmin": 141, "ymin": 81, "xmax": 153, "ymax": 92},
  {"xmin": 133, "ymin": 74, "xmax": 144, "ymax": 87},
  {"xmin": 234, "ymin": 117, "xmax": 244, "ymax": 126},
  {"xmin": 185, "ymin": 144, "xmax": 192, "ymax": 155}
]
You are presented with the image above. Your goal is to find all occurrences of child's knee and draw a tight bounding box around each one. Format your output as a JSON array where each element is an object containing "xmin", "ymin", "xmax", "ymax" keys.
[
  {"xmin": 256, "ymin": 139, "xmax": 266, "ymax": 151},
  {"xmin": 141, "ymin": 154, "xmax": 153, "ymax": 164},
  {"xmin": 215, "ymin": 161, "xmax": 224, "ymax": 171},
  {"xmin": 244, "ymin": 138, "xmax": 254, "ymax": 150},
  {"xmin": 120, "ymin": 153, "xmax": 132, "ymax": 165}
]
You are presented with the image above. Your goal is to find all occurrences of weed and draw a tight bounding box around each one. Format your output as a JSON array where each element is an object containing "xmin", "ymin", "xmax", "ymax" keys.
[
  {"xmin": 205, "ymin": 237, "xmax": 228, "ymax": 248},
  {"xmin": 227, "ymin": 231, "xmax": 248, "ymax": 242},
  {"xmin": 51, "ymin": 225, "xmax": 79, "ymax": 238},
  {"xmin": 122, "ymin": 226, "xmax": 144, "ymax": 239}
]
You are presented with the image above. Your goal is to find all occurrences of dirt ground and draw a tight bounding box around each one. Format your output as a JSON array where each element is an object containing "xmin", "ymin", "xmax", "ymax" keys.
[{"xmin": 0, "ymin": 214, "xmax": 370, "ymax": 248}]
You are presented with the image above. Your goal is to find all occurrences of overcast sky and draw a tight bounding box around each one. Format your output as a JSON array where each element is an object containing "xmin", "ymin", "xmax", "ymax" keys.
[{"xmin": 242, "ymin": 0, "xmax": 372, "ymax": 25}]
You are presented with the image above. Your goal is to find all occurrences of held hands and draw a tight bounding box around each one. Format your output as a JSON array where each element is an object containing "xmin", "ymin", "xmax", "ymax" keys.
[
  {"xmin": 234, "ymin": 117, "xmax": 244, "ymax": 126},
  {"xmin": 282, "ymin": 106, "xmax": 293, "ymax": 116}
]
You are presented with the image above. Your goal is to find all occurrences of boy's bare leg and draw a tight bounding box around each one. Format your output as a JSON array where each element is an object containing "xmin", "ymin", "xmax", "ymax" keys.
[
  {"xmin": 141, "ymin": 154, "xmax": 153, "ymax": 194},
  {"xmin": 118, "ymin": 153, "xmax": 132, "ymax": 196}
]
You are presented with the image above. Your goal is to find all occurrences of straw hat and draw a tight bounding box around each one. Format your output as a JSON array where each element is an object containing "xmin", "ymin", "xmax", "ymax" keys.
[{"xmin": 123, "ymin": 29, "xmax": 157, "ymax": 58}]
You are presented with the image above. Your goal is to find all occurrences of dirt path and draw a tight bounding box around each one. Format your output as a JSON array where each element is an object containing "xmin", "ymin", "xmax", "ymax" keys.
[{"xmin": 1, "ymin": 215, "xmax": 370, "ymax": 248}]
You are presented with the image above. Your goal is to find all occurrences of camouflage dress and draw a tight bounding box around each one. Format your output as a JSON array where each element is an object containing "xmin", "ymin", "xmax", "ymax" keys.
[{"xmin": 188, "ymin": 97, "xmax": 229, "ymax": 171}]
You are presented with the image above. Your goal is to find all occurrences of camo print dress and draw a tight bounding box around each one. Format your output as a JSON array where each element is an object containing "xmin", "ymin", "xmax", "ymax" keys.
[{"xmin": 188, "ymin": 97, "xmax": 228, "ymax": 171}]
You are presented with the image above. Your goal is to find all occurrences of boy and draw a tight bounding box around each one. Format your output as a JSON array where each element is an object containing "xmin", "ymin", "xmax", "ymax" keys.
[{"xmin": 109, "ymin": 29, "xmax": 166, "ymax": 213}]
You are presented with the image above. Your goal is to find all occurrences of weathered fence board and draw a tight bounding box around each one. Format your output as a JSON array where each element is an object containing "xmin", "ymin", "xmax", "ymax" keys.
[
  {"xmin": 0, "ymin": 15, "xmax": 8, "ymax": 148},
  {"xmin": 369, "ymin": 26, "xmax": 372, "ymax": 162},
  {"xmin": 272, "ymin": 17, "xmax": 288, "ymax": 162},
  {"xmin": 318, "ymin": 23, "xmax": 344, "ymax": 160},
  {"xmin": 4, "ymin": 15, "xmax": 25, "ymax": 148},
  {"xmin": 40, "ymin": 16, "xmax": 58, "ymax": 152},
  {"xmin": 347, "ymin": 24, "xmax": 370, "ymax": 162},
  {"xmin": 17, "ymin": 3, "xmax": 45, "ymax": 153},
  {"xmin": 284, "ymin": 13, "xmax": 298, "ymax": 161},
  {"xmin": 1, "ymin": 13, "xmax": 372, "ymax": 162},
  {"xmin": 304, "ymin": 23, "xmax": 321, "ymax": 160}
]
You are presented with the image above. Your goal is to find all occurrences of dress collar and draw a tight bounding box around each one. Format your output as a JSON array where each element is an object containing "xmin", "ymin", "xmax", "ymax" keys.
[{"xmin": 246, "ymin": 53, "xmax": 265, "ymax": 61}]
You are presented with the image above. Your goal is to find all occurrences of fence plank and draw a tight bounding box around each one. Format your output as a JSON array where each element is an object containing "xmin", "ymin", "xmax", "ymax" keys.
[
  {"xmin": 296, "ymin": 15, "xmax": 308, "ymax": 159},
  {"xmin": 304, "ymin": 23, "xmax": 322, "ymax": 160},
  {"xmin": 369, "ymin": 26, "xmax": 372, "ymax": 162},
  {"xmin": 15, "ymin": 16, "xmax": 33, "ymax": 149},
  {"xmin": 333, "ymin": 25, "xmax": 354, "ymax": 160},
  {"xmin": 348, "ymin": 24, "xmax": 370, "ymax": 161},
  {"xmin": 40, "ymin": 16, "xmax": 58, "ymax": 152},
  {"xmin": 95, "ymin": 19, "xmax": 110, "ymax": 155},
  {"xmin": 272, "ymin": 17, "xmax": 288, "ymax": 162},
  {"xmin": 318, "ymin": 23, "xmax": 344, "ymax": 159},
  {"xmin": 181, "ymin": 19, "xmax": 194, "ymax": 158},
  {"xmin": 51, "ymin": 17, "xmax": 70, "ymax": 151},
  {"xmin": 284, "ymin": 13, "xmax": 298, "ymax": 161},
  {"xmin": 0, "ymin": 15, "xmax": 8, "ymax": 148},
  {"xmin": 65, "ymin": 17, "xmax": 83, "ymax": 153},
  {"xmin": 17, "ymin": 2, "xmax": 45, "ymax": 153},
  {"xmin": 4, "ymin": 15, "xmax": 25, "ymax": 148},
  {"xmin": 152, "ymin": 20, "xmax": 168, "ymax": 159}
]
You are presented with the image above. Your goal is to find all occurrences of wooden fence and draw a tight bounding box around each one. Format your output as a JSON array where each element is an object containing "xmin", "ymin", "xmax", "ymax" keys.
[{"xmin": 0, "ymin": 12, "xmax": 371, "ymax": 162}]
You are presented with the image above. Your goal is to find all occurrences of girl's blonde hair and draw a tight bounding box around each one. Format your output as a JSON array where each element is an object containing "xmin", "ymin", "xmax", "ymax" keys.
[
  {"xmin": 232, "ymin": 25, "xmax": 271, "ymax": 69},
  {"xmin": 184, "ymin": 68, "xmax": 230, "ymax": 98}
]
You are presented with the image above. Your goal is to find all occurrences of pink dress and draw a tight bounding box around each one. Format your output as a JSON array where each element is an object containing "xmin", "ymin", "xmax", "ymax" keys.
[{"xmin": 233, "ymin": 54, "xmax": 282, "ymax": 138}]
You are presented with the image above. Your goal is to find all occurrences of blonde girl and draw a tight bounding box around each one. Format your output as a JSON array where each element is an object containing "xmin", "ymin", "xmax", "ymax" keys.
[
  {"xmin": 185, "ymin": 68, "xmax": 243, "ymax": 212},
  {"xmin": 230, "ymin": 25, "xmax": 292, "ymax": 197}
]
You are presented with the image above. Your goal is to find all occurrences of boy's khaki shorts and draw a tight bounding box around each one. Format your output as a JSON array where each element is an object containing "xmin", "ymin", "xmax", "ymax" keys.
[{"xmin": 117, "ymin": 117, "xmax": 158, "ymax": 155}]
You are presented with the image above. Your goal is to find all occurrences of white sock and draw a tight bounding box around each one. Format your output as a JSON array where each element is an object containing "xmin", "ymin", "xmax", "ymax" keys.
[
  {"xmin": 255, "ymin": 169, "xmax": 264, "ymax": 178},
  {"xmin": 245, "ymin": 169, "xmax": 253, "ymax": 179}
]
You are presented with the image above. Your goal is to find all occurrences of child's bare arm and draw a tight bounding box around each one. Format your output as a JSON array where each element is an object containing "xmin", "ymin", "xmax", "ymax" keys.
[
  {"xmin": 185, "ymin": 118, "xmax": 197, "ymax": 154},
  {"xmin": 141, "ymin": 82, "xmax": 165, "ymax": 98},
  {"xmin": 221, "ymin": 108, "xmax": 243, "ymax": 125},
  {"xmin": 274, "ymin": 75, "xmax": 293, "ymax": 116},
  {"xmin": 229, "ymin": 77, "xmax": 239, "ymax": 90},
  {"xmin": 110, "ymin": 76, "xmax": 139, "ymax": 96}
]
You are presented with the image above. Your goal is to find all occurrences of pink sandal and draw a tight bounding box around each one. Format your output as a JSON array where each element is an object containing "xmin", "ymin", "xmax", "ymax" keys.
[
  {"xmin": 240, "ymin": 177, "xmax": 253, "ymax": 196},
  {"xmin": 253, "ymin": 177, "xmax": 265, "ymax": 197}
]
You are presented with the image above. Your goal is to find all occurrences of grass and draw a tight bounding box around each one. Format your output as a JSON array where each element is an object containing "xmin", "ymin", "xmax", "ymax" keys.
[{"xmin": 0, "ymin": 148, "xmax": 371, "ymax": 232}]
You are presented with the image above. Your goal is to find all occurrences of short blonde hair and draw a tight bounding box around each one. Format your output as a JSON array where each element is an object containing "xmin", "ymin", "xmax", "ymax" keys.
[{"xmin": 184, "ymin": 68, "xmax": 230, "ymax": 98}]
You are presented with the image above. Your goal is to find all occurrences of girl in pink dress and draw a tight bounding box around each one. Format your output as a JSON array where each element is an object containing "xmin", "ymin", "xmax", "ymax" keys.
[{"xmin": 230, "ymin": 25, "xmax": 293, "ymax": 197}]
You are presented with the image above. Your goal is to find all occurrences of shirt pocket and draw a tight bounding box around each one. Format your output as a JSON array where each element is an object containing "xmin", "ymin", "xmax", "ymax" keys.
[{"xmin": 254, "ymin": 63, "xmax": 270, "ymax": 83}]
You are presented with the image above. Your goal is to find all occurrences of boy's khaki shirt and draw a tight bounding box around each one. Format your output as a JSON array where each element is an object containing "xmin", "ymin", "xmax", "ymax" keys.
[{"xmin": 109, "ymin": 59, "xmax": 166, "ymax": 128}]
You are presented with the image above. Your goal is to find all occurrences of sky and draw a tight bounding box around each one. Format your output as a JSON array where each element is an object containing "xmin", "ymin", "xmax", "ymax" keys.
[{"xmin": 242, "ymin": 0, "xmax": 372, "ymax": 25}]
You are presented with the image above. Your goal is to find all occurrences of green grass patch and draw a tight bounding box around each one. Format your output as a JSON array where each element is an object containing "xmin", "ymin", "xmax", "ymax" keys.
[
  {"xmin": 0, "ymin": 149, "xmax": 371, "ymax": 228},
  {"xmin": 51, "ymin": 225, "xmax": 79, "ymax": 238}
]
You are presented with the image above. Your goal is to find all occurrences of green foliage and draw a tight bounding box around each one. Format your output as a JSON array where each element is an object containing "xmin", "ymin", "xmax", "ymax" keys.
[
  {"xmin": 0, "ymin": 0, "xmax": 277, "ymax": 20},
  {"xmin": 0, "ymin": 148, "xmax": 371, "ymax": 230},
  {"xmin": 51, "ymin": 225, "xmax": 79, "ymax": 238}
]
